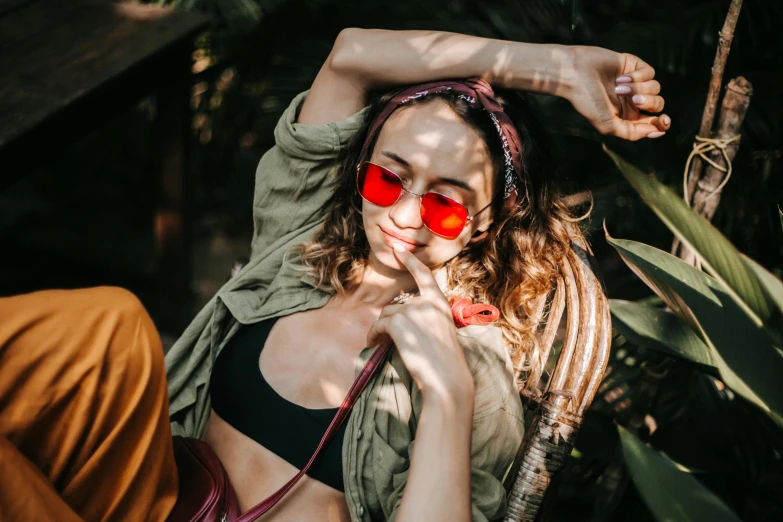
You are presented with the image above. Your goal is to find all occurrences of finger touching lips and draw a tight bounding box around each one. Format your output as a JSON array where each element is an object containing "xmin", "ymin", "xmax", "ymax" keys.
[{"xmin": 392, "ymin": 246, "xmax": 440, "ymax": 295}]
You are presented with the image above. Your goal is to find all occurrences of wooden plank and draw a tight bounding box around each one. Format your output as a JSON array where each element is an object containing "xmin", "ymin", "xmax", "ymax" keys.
[
  {"xmin": 0, "ymin": 0, "xmax": 206, "ymax": 153},
  {"xmin": 0, "ymin": 0, "xmax": 207, "ymax": 331}
]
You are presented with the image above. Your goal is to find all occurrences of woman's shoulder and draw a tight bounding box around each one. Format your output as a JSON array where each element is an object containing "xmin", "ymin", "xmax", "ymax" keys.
[{"xmin": 249, "ymin": 91, "xmax": 369, "ymax": 261}]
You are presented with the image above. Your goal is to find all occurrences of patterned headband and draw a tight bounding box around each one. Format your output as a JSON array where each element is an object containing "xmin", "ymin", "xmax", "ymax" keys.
[{"xmin": 360, "ymin": 78, "xmax": 522, "ymax": 201}]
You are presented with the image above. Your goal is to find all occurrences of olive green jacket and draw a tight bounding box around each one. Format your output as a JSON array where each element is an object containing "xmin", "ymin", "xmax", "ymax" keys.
[{"xmin": 165, "ymin": 91, "xmax": 525, "ymax": 522}]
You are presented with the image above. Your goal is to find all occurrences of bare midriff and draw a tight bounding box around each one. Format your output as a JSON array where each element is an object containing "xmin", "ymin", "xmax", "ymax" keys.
[
  {"xmin": 203, "ymin": 410, "xmax": 352, "ymax": 522},
  {"xmin": 203, "ymin": 298, "xmax": 381, "ymax": 522}
]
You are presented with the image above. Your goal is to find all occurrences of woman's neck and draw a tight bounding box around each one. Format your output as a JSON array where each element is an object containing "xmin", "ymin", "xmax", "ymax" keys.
[{"xmin": 340, "ymin": 261, "xmax": 420, "ymax": 311}]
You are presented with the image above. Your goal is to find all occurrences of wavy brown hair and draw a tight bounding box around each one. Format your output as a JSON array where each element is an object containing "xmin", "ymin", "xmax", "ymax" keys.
[{"xmin": 294, "ymin": 86, "xmax": 582, "ymax": 391}]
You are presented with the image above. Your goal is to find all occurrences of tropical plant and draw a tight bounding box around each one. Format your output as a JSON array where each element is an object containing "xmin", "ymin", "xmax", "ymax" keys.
[{"xmin": 600, "ymin": 148, "xmax": 783, "ymax": 521}]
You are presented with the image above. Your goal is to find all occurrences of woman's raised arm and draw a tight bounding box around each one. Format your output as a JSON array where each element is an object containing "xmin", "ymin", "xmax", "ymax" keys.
[{"xmin": 299, "ymin": 28, "xmax": 670, "ymax": 141}]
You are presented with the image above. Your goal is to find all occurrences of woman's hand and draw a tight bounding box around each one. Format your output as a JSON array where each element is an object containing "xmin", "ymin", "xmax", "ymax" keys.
[
  {"xmin": 564, "ymin": 46, "xmax": 671, "ymax": 141},
  {"xmin": 378, "ymin": 246, "xmax": 475, "ymax": 522},
  {"xmin": 366, "ymin": 247, "xmax": 474, "ymax": 401},
  {"xmin": 305, "ymin": 29, "xmax": 672, "ymax": 138}
]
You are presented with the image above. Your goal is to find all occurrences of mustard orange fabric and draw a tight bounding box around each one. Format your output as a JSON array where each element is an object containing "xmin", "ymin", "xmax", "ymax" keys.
[{"xmin": 0, "ymin": 287, "xmax": 178, "ymax": 522}]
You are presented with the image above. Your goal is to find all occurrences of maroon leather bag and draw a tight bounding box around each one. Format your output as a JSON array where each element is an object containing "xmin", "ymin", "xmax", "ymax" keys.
[
  {"xmin": 166, "ymin": 298, "xmax": 499, "ymax": 522},
  {"xmin": 169, "ymin": 437, "xmax": 241, "ymax": 521}
]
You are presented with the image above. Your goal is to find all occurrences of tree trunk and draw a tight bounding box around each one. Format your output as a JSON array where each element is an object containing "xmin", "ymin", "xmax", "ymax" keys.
[
  {"xmin": 677, "ymin": 76, "xmax": 753, "ymax": 266},
  {"xmin": 691, "ymin": 77, "xmax": 753, "ymax": 220},
  {"xmin": 685, "ymin": 0, "xmax": 744, "ymax": 198}
]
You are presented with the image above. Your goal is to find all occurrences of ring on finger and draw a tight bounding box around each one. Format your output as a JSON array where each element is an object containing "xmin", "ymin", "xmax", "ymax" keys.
[{"xmin": 391, "ymin": 292, "xmax": 415, "ymax": 305}]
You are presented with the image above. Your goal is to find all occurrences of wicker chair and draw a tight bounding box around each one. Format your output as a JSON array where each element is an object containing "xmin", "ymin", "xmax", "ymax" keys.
[
  {"xmin": 503, "ymin": 237, "xmax": 611, "ymax": 521},
  {"xmin": 229, "ymin": 235, "xmax": 610, "ymax": 521}
]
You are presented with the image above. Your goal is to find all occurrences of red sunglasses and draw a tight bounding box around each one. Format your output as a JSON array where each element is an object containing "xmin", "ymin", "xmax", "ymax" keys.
[{"xmin": 357, "ymin": 161, "xmax": 491, "ymax": 240}]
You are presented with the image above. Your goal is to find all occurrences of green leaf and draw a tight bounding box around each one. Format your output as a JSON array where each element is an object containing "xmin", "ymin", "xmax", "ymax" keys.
[
  {"xmin": 618, "ymin": 426, "xmax": 742, "ymax": 522},
  {"xmin": 607, "ymin": 236, "xmax": 783, "ymax": 422},
  {"xmin": 610, "ymin": 300, "xmax": 717, "ymax": 374},
  {"xmin": 605, "ymin": 147, "xmax": 782, "ymax": 337},
  {"xmin": 742, "ymin": 254, "xmax": 783, "ymax": 318}
]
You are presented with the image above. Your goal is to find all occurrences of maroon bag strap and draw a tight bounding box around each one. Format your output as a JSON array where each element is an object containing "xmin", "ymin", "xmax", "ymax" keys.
[
  {"xmin": 232, "ymin": 297, "xmax": 500, "ymax": 522},
  {"xmin": 233, "ymin": 336, "xmax": 394, "ymax": 522}
]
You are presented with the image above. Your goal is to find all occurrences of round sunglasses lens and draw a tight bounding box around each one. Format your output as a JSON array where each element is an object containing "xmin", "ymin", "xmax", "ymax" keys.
[
  {"xmin": 421, "ymin": 192, "xmax": 469, "ymax": 239},
  {"xmin": 359, "ymin": 164, "xmax": 402, "ymax": 207}
]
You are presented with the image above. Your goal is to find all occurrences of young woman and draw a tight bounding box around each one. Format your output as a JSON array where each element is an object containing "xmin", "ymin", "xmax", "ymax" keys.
[{"xmin": 0, "ymin": 29, "xmax": 669, "ymax": 522}]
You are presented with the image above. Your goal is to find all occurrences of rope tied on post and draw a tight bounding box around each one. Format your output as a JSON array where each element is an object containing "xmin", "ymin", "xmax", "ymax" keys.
[{"xmin": 682, "ymin": 134, "xmax": 741, "ymax": 204}]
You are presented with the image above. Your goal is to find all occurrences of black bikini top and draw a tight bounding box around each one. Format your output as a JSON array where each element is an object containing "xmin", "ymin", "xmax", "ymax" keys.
[{"xmin": 209, "ymin": 317, "xmax": 347, "ymax": 492}]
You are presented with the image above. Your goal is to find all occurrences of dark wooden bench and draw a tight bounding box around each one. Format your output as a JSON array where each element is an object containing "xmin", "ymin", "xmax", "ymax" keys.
[{"xmin": 0, "ymin": 0, "xmax": 207, "ymax": 332}]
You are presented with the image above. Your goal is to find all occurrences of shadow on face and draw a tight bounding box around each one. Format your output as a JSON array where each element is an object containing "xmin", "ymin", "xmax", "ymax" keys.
[{"xmin": 362, "ymin": 98, "xmax": 497, "ymax": 274}]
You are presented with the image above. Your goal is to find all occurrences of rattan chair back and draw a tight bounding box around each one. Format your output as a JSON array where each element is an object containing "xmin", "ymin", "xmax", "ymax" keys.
[{"xmin": 503, "ymin": 238, "xmax": 611, "ymax": 522}]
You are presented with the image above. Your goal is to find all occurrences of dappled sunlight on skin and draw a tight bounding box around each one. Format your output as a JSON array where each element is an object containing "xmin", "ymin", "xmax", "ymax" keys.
[
  {"xmin": 337, "ymin": 30, "xmax": 572, "ymax": 98},
  {"xmin": 207, "ymin": 79, "xmax": 515, "ymax": 522},
  {"xmin": 318, "ymin": 379, "xmax": 349, "ymax": 407},
  {"xmin": 487, "ymin": 44, "xmax": 574, "ymax": 98},
  {"xmin": 363, "ymin": 98, "xmax": 497, "ymax": 284},
  {"xmin": 366, "ymin": 325, "xmax": 516, "ymax": 419},
  {"xmin": 330, "ymin": 29, "xmax": 671, "ymax": 140},
  {"xmin": 257, "ymin": 306, "xmax": 372, "ymax": 410},
  {"xmin": 202, "ymin": 411, "xmax": 352, "ymax": 522}
]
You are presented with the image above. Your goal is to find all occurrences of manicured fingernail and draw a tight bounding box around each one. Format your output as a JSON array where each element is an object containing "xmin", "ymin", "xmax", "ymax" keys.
[
  {"xmin": 616, "ymin": 76, "xmax": 633, "ymax": 84},
  {"xmin": 662, "ymin": 115, "xmax": 671, "ymax": 126},
  {"xmin": 632, "ymin": 94, "xmax": 646, "ymax": 105},
  {"xmin": 647, "ymin": 131, "xmax": 666, "ymax": 139},
  {"xmin": 615, "ymin": 85, "xmax": 631, "ymax": 95},
  {"xmin": 393, "ymin": 243, "xmax": 405, "ymax": 252}
]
